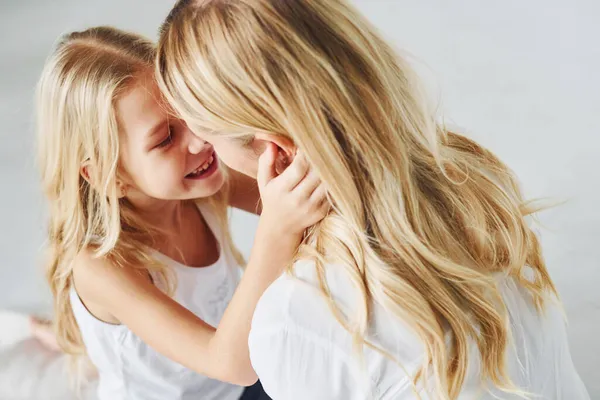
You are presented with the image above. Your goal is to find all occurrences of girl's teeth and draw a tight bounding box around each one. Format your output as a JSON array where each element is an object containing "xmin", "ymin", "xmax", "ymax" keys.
[{"xmin": 190, "ymin": 156, "xmax": 214, "ymax": 176}]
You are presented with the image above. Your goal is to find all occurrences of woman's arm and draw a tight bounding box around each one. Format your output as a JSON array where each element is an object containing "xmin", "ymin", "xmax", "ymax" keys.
[{"xmin": 73, "ymin": 147, "xmax": 327, "ymax": 386}]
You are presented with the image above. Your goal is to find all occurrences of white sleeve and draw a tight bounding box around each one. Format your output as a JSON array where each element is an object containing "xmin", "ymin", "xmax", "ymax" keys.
[
  {"xmin": 248, "ymin": 274, "xmax": 372, "ymax": 400},
  {"xmin": 249, "ymin": 322, "xmax": 369, "ymax": 400},
  {"xmin": 249, "ymin": 271, "xmax": 424, "ymax": 400}
]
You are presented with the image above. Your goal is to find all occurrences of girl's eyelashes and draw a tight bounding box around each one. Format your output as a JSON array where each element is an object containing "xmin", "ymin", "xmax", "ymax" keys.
[{"xmin": 155, "ymin": 125, "xmax": 174, "ymax": 149}]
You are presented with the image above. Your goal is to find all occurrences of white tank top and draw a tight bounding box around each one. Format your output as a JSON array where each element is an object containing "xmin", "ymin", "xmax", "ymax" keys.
[{"xmin": 70, "ymin": 203, "xmax": 245, "ymax": 400}]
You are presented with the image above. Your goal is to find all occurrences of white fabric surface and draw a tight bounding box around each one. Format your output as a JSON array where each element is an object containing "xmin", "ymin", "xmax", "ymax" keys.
[
  {"xmin": 249, "ymin": 261, "xmax": 591, "ymax": 400},
  {"xmin": 0, "ymin": 312, "xmax": 96, "ymax": 400},
  {"xmin": 0, "ymin": 337, "xmax": 98, "ymax": 400},
  {"xmin": 0, "ymin": 311, "xmax": 30, "ymax": 349}
]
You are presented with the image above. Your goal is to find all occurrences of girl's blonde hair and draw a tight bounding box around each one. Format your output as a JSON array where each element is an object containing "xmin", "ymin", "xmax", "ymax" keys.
[
  {"xmin": 156, "ymin": 1, "xmax": 558, "ymax": 398},
  {"xmin": 36, "ymin": 26, "xmax": 240, "ymax": 367}
]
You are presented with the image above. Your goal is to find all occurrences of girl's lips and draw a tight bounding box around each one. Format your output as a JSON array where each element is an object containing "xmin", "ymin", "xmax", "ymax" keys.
[{"xmin": 185, "ymin": 154, "xmax": 218, "ymax": 180}]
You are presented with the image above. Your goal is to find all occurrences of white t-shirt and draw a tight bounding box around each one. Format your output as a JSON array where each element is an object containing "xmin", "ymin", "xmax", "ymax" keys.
[
  {"xmin": 249, "ymin": 261, "xmax": 590, "ymax": 400},
  {"xmin": 71, "ymin": 203, "xmax": 244, "ymax": 400}
]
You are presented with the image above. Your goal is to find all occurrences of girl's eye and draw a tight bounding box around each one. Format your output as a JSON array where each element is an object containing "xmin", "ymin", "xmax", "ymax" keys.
[{"xmin": 156, "ymin": 126, "xmax": 174, "ymax": 149}]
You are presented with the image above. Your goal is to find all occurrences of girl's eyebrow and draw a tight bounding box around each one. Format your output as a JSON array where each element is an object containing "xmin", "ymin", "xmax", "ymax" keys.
[{"xmin": 145, "ymin": 120, "xmax": 169, "ymax": 140}]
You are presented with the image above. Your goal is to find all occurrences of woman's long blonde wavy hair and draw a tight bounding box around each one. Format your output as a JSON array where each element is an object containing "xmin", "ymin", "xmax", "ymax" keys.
[
  {"xmin": 36, "ymin": 26, "xmax": 239, "ymax": 369},
  {"xmin": 157, "ymin": 0, "xmax": 558, "ymax": 398}
]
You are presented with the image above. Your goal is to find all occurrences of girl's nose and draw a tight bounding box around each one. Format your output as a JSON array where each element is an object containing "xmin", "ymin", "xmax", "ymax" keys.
[{"xmin": 186, "ymin": 129, "xmax": 207, "ymax": 154}]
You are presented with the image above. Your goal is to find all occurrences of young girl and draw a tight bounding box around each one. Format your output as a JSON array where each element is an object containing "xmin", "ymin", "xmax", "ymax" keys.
[
  {"xmin": 156, "ymin": 0, "xmax": 590, "ymax": 399},
  {"xmin": 36, "ymin": 26, "xmax": 327, "ymax": 400}
]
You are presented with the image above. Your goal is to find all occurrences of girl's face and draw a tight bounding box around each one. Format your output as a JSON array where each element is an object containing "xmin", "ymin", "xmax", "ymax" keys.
[{"xmin": 116, "ymin": 76, "xmax": 225, "ymax": 205}]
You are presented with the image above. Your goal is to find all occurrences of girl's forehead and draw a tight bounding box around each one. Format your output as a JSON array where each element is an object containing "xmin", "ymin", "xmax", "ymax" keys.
[{"xmin": 116, "ymin": 79, "xmax": 170, "ymax": 141}]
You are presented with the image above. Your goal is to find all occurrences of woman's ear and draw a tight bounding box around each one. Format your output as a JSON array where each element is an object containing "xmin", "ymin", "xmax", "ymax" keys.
[
  {"xmin": 253, "ymin": 133, "xmax": 297, "ymax": 174},
  {"xmin": 80, "ymin": 162, "xmax": 93, "ymax": 186}
]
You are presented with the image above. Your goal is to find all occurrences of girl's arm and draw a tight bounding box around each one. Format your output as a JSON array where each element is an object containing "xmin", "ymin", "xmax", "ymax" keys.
[
  {"xmin": 227, "ymin": 167, "xmax": 261, "ymax": 215},
  {"xmin": 72, "ymin": 147, "xmax": 327, "ymax": 386}
]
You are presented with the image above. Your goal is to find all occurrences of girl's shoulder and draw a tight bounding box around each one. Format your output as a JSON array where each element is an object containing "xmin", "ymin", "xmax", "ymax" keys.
[
  {"xmin": 72, "ymin": 248, "xmax": 122, "ymax": 324},
  {"xmin": 72, "ymin": 247, "xmax": 152, "ymax": 325}
]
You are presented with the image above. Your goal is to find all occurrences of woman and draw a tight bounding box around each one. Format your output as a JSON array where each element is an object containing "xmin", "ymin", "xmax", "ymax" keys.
[{"xmin": 155, "ymin": 0, "xmax": 590, "ymax": 399}]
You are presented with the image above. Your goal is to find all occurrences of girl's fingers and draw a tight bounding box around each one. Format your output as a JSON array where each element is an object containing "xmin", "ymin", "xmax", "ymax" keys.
[
  {"xmin": 317, "ymin": 198, "xmax": 331, "ymax": 217},
  {"xmin": 257, "ymin": 143, "xmax": 278, "ymax": 188},
  {"xmin": 277, "ymin": 151, "xmax": 309, "ymax": 191},
  {"xmin": 309, "ymin": 182, "xmax": 328, "ymax": 203},
  {"xmin": 306, "ymin": 195, "xmax": 331, "ymax": 226},
  {"xmin": 293, "ymin": 168, "xmax": 321, "ymax": 199}
]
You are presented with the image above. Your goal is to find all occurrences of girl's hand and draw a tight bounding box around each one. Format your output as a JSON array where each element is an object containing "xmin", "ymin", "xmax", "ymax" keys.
[{"xmin": 256, "ymin": 143, "xmax": 328, "ymax": 240}]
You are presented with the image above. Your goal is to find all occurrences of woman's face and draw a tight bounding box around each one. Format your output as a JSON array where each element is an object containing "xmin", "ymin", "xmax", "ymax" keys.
[
  {"xmin": 188, "ymin": 129, "xmax": 261, "ymax": 179},
  {"xmin": 187, "ymin": 128, "xmax": 297, "ymax": 180}
]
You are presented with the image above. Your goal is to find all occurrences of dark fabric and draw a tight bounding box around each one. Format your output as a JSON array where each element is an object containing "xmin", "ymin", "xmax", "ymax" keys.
[{"xmin": 240, "ymin": 380, "xmax": 272, "ymax": 400}]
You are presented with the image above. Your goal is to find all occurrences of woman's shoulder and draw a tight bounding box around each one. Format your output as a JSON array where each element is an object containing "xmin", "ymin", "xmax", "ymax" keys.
[
  {"xmin": 248, "ymin": 261, "xmax": 365, "ymax": 398},
  {"xmin": 252, "ymin": 260, "xmax": 369, "ymax": 344},
  {"xmin": 249, "ymin": 261, "xmax": 423, "ymax": 399},
  {"xmin": 253, "ymin": 260, "xmax": 334, "ymax": 310},
  {"xmin": 251, "ymin": 258, "xmax": 424, "ymax": 357}
]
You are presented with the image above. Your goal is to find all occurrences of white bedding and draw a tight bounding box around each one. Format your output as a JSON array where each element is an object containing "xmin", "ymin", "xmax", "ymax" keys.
[{"xmin": 0, "ymin": 311, "xmax": 96, "ymax": 400}]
